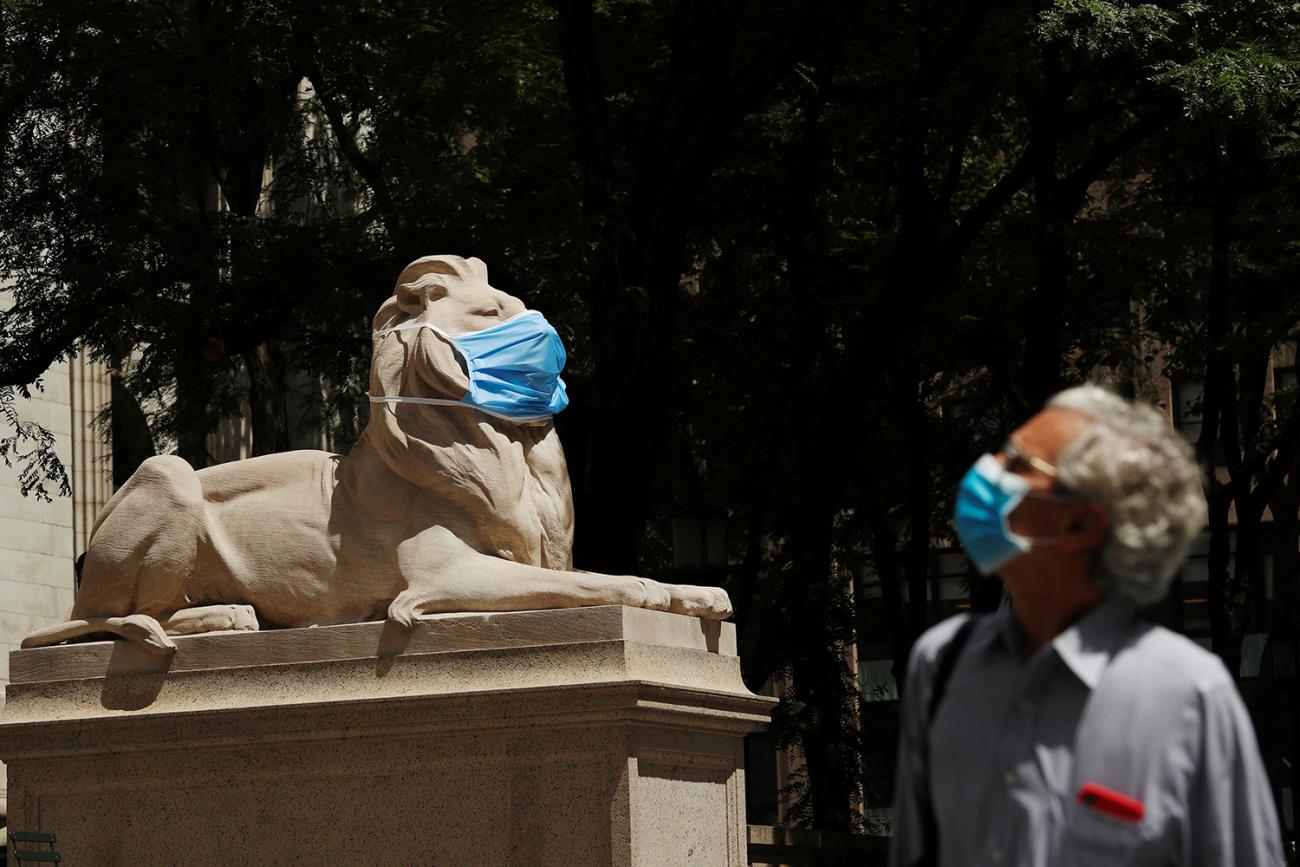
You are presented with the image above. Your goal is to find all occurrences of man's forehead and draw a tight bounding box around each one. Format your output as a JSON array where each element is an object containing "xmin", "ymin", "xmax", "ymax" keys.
[{"xmin": 1012, "ymin": 407, "xmax": 1093, "ymax": 457}]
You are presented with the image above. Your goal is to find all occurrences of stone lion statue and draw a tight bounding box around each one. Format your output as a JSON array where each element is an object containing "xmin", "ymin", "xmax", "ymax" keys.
[{"xmin": 22, "ymin": 255, "xmax": 731, "ymax": 655}]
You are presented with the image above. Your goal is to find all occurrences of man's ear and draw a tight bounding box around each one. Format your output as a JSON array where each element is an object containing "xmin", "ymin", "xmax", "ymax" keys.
[{"xmin": 1061, "ymin": 501, "xmax": 1109, "ymax": 553}]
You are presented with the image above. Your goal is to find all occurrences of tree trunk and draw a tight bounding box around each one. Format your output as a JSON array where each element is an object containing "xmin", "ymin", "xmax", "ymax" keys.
[
  {"xmin": 557, "ymin": 0, "xmax": 687, "ymax": 574},
  {"xmin": 1022, "ymin": 54, "xmax": 1069, "ymax": 409},
  {"xmin": 898, "ymin": 356, "xmax": 935, "ymax": 645},
  {"xmin": 244, "ymin": 341, "xmax": 290, "ymax": 456},
  {"xmin": 777, "ymin": 50, "xmax": 860, "ymax": 829},
  {"xmin": 786, "ymin": 431, "xmax": 856, "ymax": 831},
  {"xmin": 1270, "ymin": 449, "xmax": 1300, "ymax": 841},
  {"xmin": 557, "ymin": 0, "xmax": 851, "ymax": 572},
  {"xmin": 109, "ymin": 364, "xmax": 156, "ymax": 488},
  {"xmin": 173, "ymin": 337, "xmax": 215, "ymax": 469},
  {"xmin": 1021, "ymin": 42, "xmax": 1116, "ymax": 411},
  {"xmin": 1234, "ymin": 505, "xmax": 1268, "ymax": 651},
  {"xmin": 1202, "ymin": 143, "xmax": 1240, "ymax": 672},
  {"xmin": 1206, "ymin": 491, "xmax": 1238, "ymax": 674},
  {"xmin": 736, "ymin": 476, "xmax": 776, "ymax": 688},
  {"xmin": 575, "ymin": 259, "xmax": 680, "ymax": 573},
  {"xmin": 736, "ymin": 432, "xmax": 779, "ymax": 651},
  {"xmin": 867, "ymin": 513, "xmax": 910, "ymax": 693}
]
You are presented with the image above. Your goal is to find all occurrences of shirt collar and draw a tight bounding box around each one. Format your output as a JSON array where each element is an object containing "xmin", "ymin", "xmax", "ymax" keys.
[
  {"xmin": 985, "ymin": 595, "xmax": 1139, "ymax": 689},
  {"xmin": 1051, "ymin": 596, "xmax": 1138, "ymax": 688}
]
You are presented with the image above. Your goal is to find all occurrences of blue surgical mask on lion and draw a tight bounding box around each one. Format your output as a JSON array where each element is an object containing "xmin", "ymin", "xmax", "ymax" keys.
[{"xmin": 370, "ymin": 309, "xmax": 570, "ymax": 423}]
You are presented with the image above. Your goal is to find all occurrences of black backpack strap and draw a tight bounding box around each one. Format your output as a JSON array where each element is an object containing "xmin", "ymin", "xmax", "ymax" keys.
[
  {"xmin": 927, "ymin": 614, "xmax": 981, "ymax": 722},
  {"xmin": 912, "ymin": 614, "xmax": 983, "ymax": 867}
]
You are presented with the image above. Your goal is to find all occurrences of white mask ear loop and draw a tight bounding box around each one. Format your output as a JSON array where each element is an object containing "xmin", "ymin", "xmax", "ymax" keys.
[
  {"xmin": 374, "ymin": 311, "xmax": 538, "ymax": 340},
  {"xmin": 1012, "ymin": 489, "xmax": 1082, "ymax": 548},
  {"xmin": 374, "ymin": 320, "xmax": 453, "ymax": 340},
  {"xmin": 986, "ymin": 456, "xmax": 1078, "ymax": 548},
  {"xmin": 1024, "ymin": 488, "xmax": 1080, "ymax": 505}
]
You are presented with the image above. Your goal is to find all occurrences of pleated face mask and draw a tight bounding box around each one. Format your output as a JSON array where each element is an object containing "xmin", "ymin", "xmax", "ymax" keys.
[
  {"xmin": 370, "ymin": 310, "xmax": 570, "ymax": 423},
  {"xmin": 953, "ymin": 453, "xmax": 1072, "ymax": 575}
]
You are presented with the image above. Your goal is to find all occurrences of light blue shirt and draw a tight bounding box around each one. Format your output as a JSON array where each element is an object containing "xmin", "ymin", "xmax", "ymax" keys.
[{"xmin": 890, "ymin": 598, "xmax": 1284, "ymax": 866}]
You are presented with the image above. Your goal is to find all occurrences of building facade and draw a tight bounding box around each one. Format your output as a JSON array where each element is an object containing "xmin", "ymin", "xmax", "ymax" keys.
[{"xmin": 0, "ymin": 350, "xmax": 112, "ymax": 816}]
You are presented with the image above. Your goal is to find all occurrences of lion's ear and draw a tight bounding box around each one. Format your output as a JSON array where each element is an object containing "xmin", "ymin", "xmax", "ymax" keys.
[
  {"xmin": 394, "ymin": 271, "xmax": 452, "ymax": 315},
  {"xmin": 372, "ymin": 296, "xmax": 404, "ymax": 332}
]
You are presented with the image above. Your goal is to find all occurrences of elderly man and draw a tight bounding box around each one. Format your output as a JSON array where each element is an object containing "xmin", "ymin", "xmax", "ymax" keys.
[{"xmin": 890, "ymin": 385, "xmax": 1283, "ymax": 867}]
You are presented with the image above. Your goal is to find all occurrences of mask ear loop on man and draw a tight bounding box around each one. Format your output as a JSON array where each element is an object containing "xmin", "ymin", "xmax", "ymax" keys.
[
  {"xmin": 986, "ymin": 453, "xmax": 1082, "ymax": 548},
  {"xmin": 1009, "ymin": 487, "xmax": 1084, "ymax": 548}
]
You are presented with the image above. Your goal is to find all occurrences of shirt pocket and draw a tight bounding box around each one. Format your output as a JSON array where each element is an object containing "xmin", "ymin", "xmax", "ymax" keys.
[{"xmin": 1056, "ymin": 800, "xmax": 1157, "ymax": 867}]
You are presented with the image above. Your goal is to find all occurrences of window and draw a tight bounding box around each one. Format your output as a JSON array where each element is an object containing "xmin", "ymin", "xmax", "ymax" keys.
[
  {"xmin": 1172, "ymin": 380, "xmax": 1204, "ymax": 444},
  {"xmin": 935, "ymin": 549, "xmax": 971, "ymax": 619},
  {"xmin": 1177, "ymin": 528, "xmax": 1219, "ymax": 639},
  {"xmin": 859, "ymin": 659, "xmax": 898, "ymax": 702}
]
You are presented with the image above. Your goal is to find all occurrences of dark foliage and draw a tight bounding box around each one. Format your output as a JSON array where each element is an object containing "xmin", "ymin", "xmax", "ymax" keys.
[{"xmin": 3, "ymin": 0, "xmax": 1300, "ymax": 832}]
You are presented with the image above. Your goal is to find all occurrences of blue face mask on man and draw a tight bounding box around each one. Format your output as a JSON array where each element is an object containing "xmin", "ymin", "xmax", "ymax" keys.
[
  {"xmin": 370, "ymin": 310, "xmax": 569, "ymax": 423},
  {"xmin": 953, "ymin": 453, "xmax": 1071, "ymax": 575}
]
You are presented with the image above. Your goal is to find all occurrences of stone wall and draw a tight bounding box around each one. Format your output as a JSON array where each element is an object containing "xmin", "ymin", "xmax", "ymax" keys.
[
  {"xmin": 0, "ymin": 359, "xmax": 76, "ymax": 685},
  {"xmin": 0, "ymin": 348, "xmax": 111, "ymax": 815}
]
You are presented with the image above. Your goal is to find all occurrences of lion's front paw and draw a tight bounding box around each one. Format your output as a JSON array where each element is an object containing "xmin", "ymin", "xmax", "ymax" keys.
[{"xmin": 663, "ymin": 584, "xmax": 733, "ymax": 620}]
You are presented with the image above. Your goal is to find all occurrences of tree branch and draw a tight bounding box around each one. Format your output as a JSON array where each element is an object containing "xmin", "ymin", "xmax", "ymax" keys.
[
  {"xmin": 936, "ymin": 147, "xmax": 1037, "ymax": 280},
  {"xmin": 1058, "ymin": 100, "xmax": 1124, "ymax": 137},
  {"xmin": 729, "ymin": 2, "xmax": 861, "ymax": 112},
  {"xmin": 920, "ymin": 0, "xmax": 993, "ymax": 98},
  {"xmin": 309, "ymin": 79, "xmax": 398, "ymax": 221},
  {"xmin": 554, "ymin": 0, "xmax": 614, "ymax": 214},
  {"xmin": 1058, "ymin": 109, "xmax": 1175, "ymax": 203},
  {"xmin": 0, "ymin": 305, "xmax": 90, "ymax": 388},
  {"xmin": 935, "ymin": 125, "xmax": 971, "ymax": 212},
  {"xmin": 292, "ymin": 18, "xmax": 402, "ymax": 242},
  {"xmin": 1254, "ymin": 410, "xmax": 1300, "ymax": 515}
]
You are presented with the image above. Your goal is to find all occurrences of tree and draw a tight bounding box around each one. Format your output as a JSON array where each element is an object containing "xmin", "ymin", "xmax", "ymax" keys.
[
  {"xmin": 0, "ymin": 0, "xmax": 371, "ymax": 470},
  {"xmin": 1124, "ymin": 0, "xmax": 1300, "ymax": 679},
  {"xmin": 6, "ymin": 0, "xmax": 1300, "ymax": 832}
]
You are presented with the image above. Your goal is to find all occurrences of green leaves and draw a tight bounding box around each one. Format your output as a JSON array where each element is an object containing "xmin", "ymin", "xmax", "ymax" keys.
[
  {"xmin": 0, "ymin": 383, "xmax": 71, "ymax": 502},
  {"xmin": 1039, "ymin": 1, "xmax": 1178, "ymax": 57},
  {"xmin": 1154, "ymin": 44, "xmax": 1300, "ymax": 121}
]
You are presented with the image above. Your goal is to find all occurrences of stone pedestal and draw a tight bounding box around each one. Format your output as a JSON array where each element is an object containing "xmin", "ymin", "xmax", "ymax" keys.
[{"xmin": 0, "ymin": 606, "xmax": 773, "ymax": 866}]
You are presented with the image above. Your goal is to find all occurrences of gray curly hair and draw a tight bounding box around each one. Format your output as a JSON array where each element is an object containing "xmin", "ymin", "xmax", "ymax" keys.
[{"xmin": 1047, "ymin": 384, "xmax": 1208, "ymax": 606}]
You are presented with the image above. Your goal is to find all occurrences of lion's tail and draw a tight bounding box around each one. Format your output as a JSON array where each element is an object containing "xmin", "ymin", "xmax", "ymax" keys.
[{"xmin": 21, "ymin": 614, "xmax": 176, "ymax": 655}]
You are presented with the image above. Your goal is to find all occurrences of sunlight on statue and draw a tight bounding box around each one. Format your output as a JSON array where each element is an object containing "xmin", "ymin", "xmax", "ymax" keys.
[{"xmin": 22, "ymin": 255, "xmax": 732, "ymax": 655}]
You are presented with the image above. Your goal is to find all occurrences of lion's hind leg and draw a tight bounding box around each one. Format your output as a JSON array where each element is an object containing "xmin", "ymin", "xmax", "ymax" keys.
[
  {"xmin": 20, "ymin": 605, "xmax": 259, "ymax": 655},
  {"xmin": 162, "ymin": 604, "xmax": 259, "ymax": 636}
]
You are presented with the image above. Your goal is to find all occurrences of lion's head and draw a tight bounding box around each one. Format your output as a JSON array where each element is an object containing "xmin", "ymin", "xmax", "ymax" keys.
[
  {"xmin": 362, "ymin": 255, "xmax": 556, "ymax": 502},
  {"xmin": 373, "ymin": 255, "xmax": 528, "ymax": 336}
]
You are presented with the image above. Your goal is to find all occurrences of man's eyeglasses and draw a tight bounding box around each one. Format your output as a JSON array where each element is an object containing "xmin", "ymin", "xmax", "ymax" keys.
[
  {"xmin": 1002, "ymin": 438, "xmax": 1079, "ymax": 501},
  {"xmin": 1003, "ymin": 438, "xmax": 1058, "ymax": 477}
]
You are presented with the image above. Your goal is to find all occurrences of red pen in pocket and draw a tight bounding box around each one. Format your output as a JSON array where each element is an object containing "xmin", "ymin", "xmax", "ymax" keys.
[{"xmin": 1077, "ymin": 781, "xmax": 1145, "ymax": 822}]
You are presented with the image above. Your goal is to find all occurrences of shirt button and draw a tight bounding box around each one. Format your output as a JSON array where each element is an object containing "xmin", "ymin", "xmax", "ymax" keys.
[
  {"xmin": 1003, "ymin": 771, "xmax": 1015, "ymax": 786},
  {"xmin": 1017, "ymin": 697, "xmax": 1032, "ymax": 711},
  {"xmin": 990, "ymin": 849, "xmax": 1004, "ymax": 862}
]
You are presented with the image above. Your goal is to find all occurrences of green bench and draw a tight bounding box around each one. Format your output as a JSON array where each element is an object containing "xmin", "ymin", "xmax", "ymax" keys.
[{"xmin": 9, "ymin": 830, "xmax": 61, "ymax": 864}]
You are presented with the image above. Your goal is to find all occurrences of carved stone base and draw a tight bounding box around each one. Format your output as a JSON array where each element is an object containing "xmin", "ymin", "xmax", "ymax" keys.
[{"xmin": 0, "ymin": 606, "xmax": 773, "ymax": 866}]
